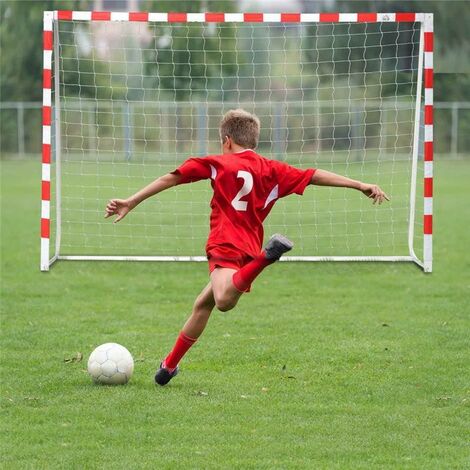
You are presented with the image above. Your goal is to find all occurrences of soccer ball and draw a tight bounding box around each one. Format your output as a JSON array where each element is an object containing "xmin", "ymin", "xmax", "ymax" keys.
[{"xmin": 87, "ymin": 343, "xmax": 134, "ymax": 385}]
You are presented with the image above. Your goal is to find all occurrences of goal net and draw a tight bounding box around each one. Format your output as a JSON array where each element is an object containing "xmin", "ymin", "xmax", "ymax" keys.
[{"xmin": 41, "ymin": 11, "xmax": 433, "ymax": 271}]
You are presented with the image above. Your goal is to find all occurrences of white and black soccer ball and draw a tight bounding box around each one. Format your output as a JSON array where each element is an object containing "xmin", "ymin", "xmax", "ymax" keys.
[{"xmin": 87, "ymin": 343, "xmax": 134, "ymax": 385}]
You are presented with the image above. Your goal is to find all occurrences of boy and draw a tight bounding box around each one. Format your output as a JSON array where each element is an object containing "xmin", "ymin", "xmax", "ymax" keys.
[{"xmin": 105, "ymin": 109, "xmax": 389, "ymax": 386}]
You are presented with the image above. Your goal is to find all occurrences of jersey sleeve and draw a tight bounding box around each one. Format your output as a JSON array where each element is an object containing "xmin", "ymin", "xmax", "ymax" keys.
[
  {"xmin": 171, "ymin": 157, "xmax": 212, "ymax": 184},
  {"xmin": 272, "ymin": 161, "xmax": 316, "ymax": 198}
]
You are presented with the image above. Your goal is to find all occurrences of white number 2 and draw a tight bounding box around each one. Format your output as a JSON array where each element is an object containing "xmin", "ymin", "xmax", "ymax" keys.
[{"xmin": 231, "ymin": 170, "xmax": 253, "ymax": 211}]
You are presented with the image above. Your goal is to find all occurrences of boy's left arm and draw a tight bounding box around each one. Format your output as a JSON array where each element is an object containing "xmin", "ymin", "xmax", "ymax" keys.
[{"xmin": 311, "ymin": 169, "xmax": 390, "ymax": 204}]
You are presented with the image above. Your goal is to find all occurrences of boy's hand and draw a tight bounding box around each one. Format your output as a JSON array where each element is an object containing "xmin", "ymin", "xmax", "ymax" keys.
[
  {"xmin": 105, "ymin": 198, "xmax": 134, "ymax": 223},
  {"xmin": 359, "ymin": 183, "xmax": 390, "ymax": 205}
]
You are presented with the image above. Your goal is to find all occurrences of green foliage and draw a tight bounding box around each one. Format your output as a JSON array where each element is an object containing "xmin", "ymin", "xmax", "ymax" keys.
[
  {"xmin": 1, "ymin": 0, "xmax": 468, "ymax": 157},
  {"xmin": 0, "ymin": 1, "xmax": 80, "ymax": 101},
  {"xmin": 144, "ymin": 24, "xmax": 233, "ymax": 101},
  {"xmin": 144, "ymin": 0, "xmax": 235, "ymax": 14},
  {"xmin": 1, "ymin": 159, "xmax": 470, "ymax": 467},
  {"xmin": 60, "ymin": 23, "xmax": 121, "ymax": 100},
  {"xmin": 144, "ymin": 1, "xmax": 237, "ymax": 101},
  {"xmin": 331, "ymin": 0, "xmax": 470, "ymax": 73},
  {"xmin": 302, "ymin": 21, "xmax": 420, "ymax": 101},
  {"xmin": 1, "ymin": 0, "xmax": 468, "ymax": 105},
  {"xmin": 435, "ymin": 74, "xmax": 470, "ymax": 102},
  {"xmin": 406, "ymin": 0, "xmax": 470, "ymax": 63}
]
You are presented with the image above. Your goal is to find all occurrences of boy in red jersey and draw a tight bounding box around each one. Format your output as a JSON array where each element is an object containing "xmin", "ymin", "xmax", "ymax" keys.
[{"xmin": 105, "ymin": 109, "xmax": 389, "ymax": 385}]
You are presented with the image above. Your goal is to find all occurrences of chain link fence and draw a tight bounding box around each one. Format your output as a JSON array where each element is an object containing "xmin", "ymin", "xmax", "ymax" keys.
[{"xmin": 1, "ymin": 100, "xmax": 469, "ymax": 158}]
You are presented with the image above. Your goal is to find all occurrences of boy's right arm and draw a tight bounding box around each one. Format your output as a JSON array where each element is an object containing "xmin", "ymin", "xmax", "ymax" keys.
[
  {"xmin": 311, "ymin": 169, "xmax": 389, "ymax": 204},
  {"xmin": 105, "ymin": 172, "xmax": 181, "ymax": 223}
]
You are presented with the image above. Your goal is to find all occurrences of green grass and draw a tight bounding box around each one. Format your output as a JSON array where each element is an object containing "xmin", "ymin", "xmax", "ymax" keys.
[{"xmin": 1, "ymin": 159, "xmax": 469, "ymax": 469}]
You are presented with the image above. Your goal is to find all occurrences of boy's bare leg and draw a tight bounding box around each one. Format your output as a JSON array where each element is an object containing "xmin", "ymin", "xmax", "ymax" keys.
[
  {"xmin": 182, "ymin": 282, "xmax": 216, "ymax": 338},
  {"xmin": 210, "ymin": 235, "xmax": 295, "ymax": 312},
  {"xmin": 156, "ymin": 282, "xmax": 216, "ymax": 385},
  {"xmin": 156, "ymin": 235, "xmax": 293, "ymax": 385},
  {"xmin": 210, "ymin": 268, "xmax": 242, "ymax": 312}
]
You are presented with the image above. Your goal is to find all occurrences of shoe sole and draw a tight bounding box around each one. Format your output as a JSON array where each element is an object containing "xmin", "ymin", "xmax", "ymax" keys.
[{"xmin": 264, "ymin": 233, "xmax": 294, "ymax": 260}]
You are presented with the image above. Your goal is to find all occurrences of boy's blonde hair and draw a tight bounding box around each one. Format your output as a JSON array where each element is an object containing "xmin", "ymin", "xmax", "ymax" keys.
[{"xmin": 219, "ymin": 109, "xmax": 260, "ymax": 149}]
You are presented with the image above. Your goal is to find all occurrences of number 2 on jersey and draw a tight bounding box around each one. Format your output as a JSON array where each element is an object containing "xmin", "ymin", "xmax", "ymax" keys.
[{"xmin": 231, "ymin": 170, "xmax": 253, "ymax": 211}]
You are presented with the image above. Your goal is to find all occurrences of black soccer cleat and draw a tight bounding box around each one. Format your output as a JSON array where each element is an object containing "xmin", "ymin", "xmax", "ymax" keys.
[
  {"xmin": 263, "ymin": 233, "xmax": 294, "ymax": 261},
  {"xmin": 155, "ymin": 362, "xmax": 179, "ymax": 386}
]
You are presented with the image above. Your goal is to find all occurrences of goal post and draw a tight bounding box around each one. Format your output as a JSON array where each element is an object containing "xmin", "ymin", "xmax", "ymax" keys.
[{"xmin": 41, "ymin": 11, "xmax": 433, "ymax": 272}]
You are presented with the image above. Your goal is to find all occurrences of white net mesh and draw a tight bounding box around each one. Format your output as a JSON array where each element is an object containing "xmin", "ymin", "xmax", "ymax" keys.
[{"xmin": 51, "ymin": 18, "xmax": 423, "ymax": 258}]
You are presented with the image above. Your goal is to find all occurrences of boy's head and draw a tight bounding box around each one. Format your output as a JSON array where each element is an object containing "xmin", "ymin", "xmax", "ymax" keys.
[{"xmin": 219, "ymin": 109, "xmax": 260, "ymax": 153}]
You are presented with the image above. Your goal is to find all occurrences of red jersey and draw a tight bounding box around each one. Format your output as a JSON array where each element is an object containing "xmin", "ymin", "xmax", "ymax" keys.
[{"xmin": 172, "ymin": 149, "xmax": 315, "ymax": 258}]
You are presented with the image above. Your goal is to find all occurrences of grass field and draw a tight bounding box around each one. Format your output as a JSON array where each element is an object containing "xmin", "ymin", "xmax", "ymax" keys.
[{"xmin": 1, "ymin": 159, "xmax": 469, "ymax": 469}]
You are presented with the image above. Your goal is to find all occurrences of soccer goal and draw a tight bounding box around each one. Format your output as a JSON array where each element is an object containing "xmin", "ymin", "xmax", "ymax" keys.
[{"xmin": 41, "ymin": 11, "xmax": 433, "ymax": 272}]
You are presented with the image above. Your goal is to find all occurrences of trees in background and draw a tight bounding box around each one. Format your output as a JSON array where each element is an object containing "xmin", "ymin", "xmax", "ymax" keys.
[
  {"xmin": 0, "ymin": 1, "xmax": 89, "ymax": 101},
  {"xmin": 1, "ymin": 0, "xmax": 468, "ymax": 103},
  {"xmin": 0, "ymin": 0, "xmax": 468, "ymax": 155}
]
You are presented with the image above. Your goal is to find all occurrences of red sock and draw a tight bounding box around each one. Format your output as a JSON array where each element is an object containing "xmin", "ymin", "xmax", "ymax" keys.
[
  {"xmin": 163, "ymin": 331, "xmax": 197, "ymax": 371},
  {"xmin": 232, "ymin": 252, "xmax": 273, "ymax": 292}
]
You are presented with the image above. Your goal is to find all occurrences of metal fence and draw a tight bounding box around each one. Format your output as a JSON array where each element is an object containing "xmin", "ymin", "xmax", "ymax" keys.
[{"xmin": 1, "ymin": 101, "xmax": 469, "ymax": 157}]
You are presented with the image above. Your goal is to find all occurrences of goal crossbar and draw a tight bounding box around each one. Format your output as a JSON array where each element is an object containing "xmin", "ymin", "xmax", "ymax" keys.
[{"xmin": 41, "ymin": 10, "xmax": 434, "ymax": 272}]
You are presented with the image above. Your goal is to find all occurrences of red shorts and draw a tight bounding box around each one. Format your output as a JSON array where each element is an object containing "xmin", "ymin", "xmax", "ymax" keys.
[
  {"xmin": 207, "ymin": 245, "xmax": 254, "ymax": 292},
  {"xmin": 207, "ymin": 245, "xmax": 254, "ymax": 273}
]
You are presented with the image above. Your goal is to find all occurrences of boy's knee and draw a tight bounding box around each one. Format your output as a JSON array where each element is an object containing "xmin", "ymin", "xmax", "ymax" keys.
[{"xmin": 214, "ymin": 295, "xmax": 236, "ymax": 312}]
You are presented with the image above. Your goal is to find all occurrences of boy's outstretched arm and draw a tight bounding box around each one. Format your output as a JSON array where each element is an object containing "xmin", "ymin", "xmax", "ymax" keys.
[
  {"xmin": 311, "ymin": 169, "xmax": 390, "ymax": 204},
  {"xmin": 105, "ymin": 173, "xmax": 181, "ymax": 223}
]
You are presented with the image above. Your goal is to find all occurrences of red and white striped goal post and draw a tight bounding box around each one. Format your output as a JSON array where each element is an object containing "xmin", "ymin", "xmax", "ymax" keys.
[{"xmin": 41, "ymin": 11, "xmax": 433, "ymax": 272}]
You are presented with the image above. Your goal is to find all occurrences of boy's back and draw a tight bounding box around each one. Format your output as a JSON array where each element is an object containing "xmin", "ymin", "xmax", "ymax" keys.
[{"xmin": 174, "ymin": 149, "xmax": 315, "ymax": 258}]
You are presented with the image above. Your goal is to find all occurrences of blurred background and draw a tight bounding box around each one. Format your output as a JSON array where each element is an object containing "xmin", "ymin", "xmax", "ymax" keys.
[{"xmin": 0, "ymin": 0, "xmax": 469, "ymax": 158}]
